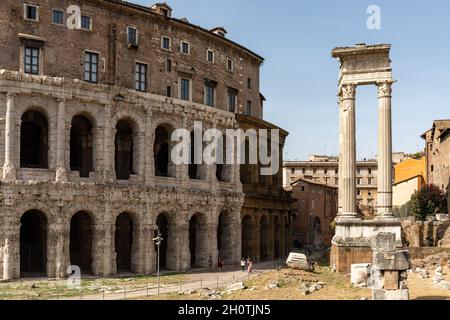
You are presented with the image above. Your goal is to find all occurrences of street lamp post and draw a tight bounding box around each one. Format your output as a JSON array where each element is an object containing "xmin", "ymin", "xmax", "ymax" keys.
[{"xmin": 153, "ymin": 228, "xmax": 164, "ymax": 296}]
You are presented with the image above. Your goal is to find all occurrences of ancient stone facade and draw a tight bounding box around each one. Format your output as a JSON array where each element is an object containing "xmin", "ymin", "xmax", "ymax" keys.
[{"xmin": 0, "ymin": 0, "xmax": 291, "ymax": 279}]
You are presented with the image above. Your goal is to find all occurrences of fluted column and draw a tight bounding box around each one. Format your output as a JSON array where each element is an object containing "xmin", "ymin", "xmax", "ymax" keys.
[
  {"xmin": 3, "ymin": 92, "xmax": 16, "ymax": 181},
  {"xmin": 338, "ymin": 84, "xmax": 358, "ymax": 218},
  {"xmin": 55, "ymin": 98, "xmax": 67, "ymax": 183},
  {"xmin": 337, "ymin": 94, "xmax": 343, "ymax": 216},
  {"xmin": 376, "ymin": 81, "xmax": 394, "ymax": 219}
]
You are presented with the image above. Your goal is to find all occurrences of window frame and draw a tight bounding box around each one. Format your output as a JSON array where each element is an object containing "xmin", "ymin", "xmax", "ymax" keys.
[
  {"xmin": 206, "ymin": 49, "xmax": 215, "ymax": 63},
  {"xmin": 135, "ymin": 62, "xmax": 148, "ymax": 92},
  {"xmin": 166, "ymin": 59, "xmax": 172, "ymax": 72},
  {"xmin": 24, "ymin": 46, "xmax": 40, "ymax": 75},
  {"xmin": 51, "ymin": 9, "xmax": 64, "ymax": 25},
  {"xmin": 83, "ymin": 51, "xmax": 99, "ymax": 83},
  {"xmin": 180, "ymin": 40, "xmax": 190, "ymax": 55},
  {"xmin": 245, "ymin": 100, "xmax": 252, "ymax": 116},
  {"xmin": 127, "ymin": 27, "xmax": 139, "ymax": 47},
  {"xmin": 23, "ymin": 3, "xmax": 39, "ymax": 22},
  {"xmin": 204, "ymin": 81, "xmax": 216, "ymax": 107},
  {"xmin": 80, "ymin": 14, "xmax": 92, "ymax": 30},
  {"xmin": 161, "ymin": 36, "xmax": 171, "ymax": 51},
  {"xmin": 226, "ymin": 58, "xmax": 234, "ymax": 72},
  {"xmin": 227, "ymin": 88, "xmax": 238, "ymax": 112},
  {"xmin": 180, "ymin": 78, "xmax": 191, "ymax": 101}
]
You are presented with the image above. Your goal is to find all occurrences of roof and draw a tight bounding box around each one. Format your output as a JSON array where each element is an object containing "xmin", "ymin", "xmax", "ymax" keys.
[
  {"xmin": 100, "ymin": 0, "xmax": 264, "ymax": 62},
  {"xmin": 393, "ymin": 174, "xmax": 424, "ymax": 186},
  {"xmin": 421, "ymin": 119, "xmax": 450, "ymax": 140},
  {"xmin": 291, "ymin": 177, "xmax": 338, "ymax": 189}
]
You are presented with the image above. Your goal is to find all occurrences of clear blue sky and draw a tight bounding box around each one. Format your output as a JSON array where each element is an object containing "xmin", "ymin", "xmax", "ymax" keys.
[{"xmin": 135, "ymin": 0, "xmax": 450, "ymax": 160}]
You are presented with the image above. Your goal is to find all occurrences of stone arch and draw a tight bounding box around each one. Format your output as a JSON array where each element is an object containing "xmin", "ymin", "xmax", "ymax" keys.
[
  {"xmin": 155, "ymin": 211, "xmax": 176, "ymax": 270},
  {"xmin": 20, "ymin": 110, "xmax": 49, "ymax": 169},
  {"xmin": 115, "ymin": 119, "xmax": 137, "ymax": 180},
  {"xmin": 154, "ymin": 124, "xmax": 175, "ymax": 177},
  {"xmin": 217, "ymin": 210, "xmax": 234, "ymax": 264},
  {"xmin": 260, "ymin": 215, "xmax": 269, "ymax": 261},
  {"xmin": 189, "ymin": 212, "xmax": 209, "ymax": 268},
  {"xmin": 115, "ymin": 212, "xmax": 136, "ymax": 273},
  {"xmin": 216, "ymin": 137, "xmax": 232, "ymax": 183},
  {"xmin": 20, "ymin": 210, "xmax": 48, "ymax": 277},
  {"xmin": 69, "ymin": 211, "xmax": 94, "ymax": 274},
  {"xmin": 70, "ymin": 115, "xmax": 94, "ymax": 178},
  {"xmin": 274, "ymin": 215, "xmax": 282, "ymax": 259},
  {"xmin": 241, "ymin": 215, "xmax": 254, "ymax": 260}
]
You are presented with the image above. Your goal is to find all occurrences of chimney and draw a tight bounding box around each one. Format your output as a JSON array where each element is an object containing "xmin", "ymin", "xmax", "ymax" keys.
[
  {"xmin": 210, "ymin": 27, "xmax": 227, "ymax": 38},
  {"xmin": 150, "ymin": 2, "xmax": 172, "ymax": 18}
]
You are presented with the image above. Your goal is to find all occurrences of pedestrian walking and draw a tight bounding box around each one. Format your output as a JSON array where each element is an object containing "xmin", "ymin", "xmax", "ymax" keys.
[
  {"xmin": 240, "ymin": 258, "xmax": 246, "ymax": 272},
  {"xmin": 247, "ymin": 259, "xmax": 253, "ymax": 274}
]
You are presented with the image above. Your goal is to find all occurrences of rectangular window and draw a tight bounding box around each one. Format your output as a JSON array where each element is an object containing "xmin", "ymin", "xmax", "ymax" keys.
[
  {"xmin": 357, "ymin": 190, "xmax": 361, "ymax": 196},
  {"xmin": 52, "ymin": 9, "xmax": 64, "ymax": 25},
  {"xmin": 368, "ymin": 178, "xmax": 373, "ymax": 185},
  {"xmin": 180, "ymin": 78, "xmax": 190, "ymax": 101},
  {"xmin": 81, "ymin": 15, "xmax": 92, "ymax": 30},
  {"xmin": 301, "ymin": 186, "xmax": 305, "ymax": 192},
  {"xmin": 24, "ymin": 47, "xmax": 39, "ymax": 75},
  {"xmin": 207, "ymin": 49, "xmax": 214, "ymax": 63},
  {"xmin": 335, "ymin": 178, "xmax": 339, "ymax": 185},
  {"xmin": 135, "ymin": 63, "xmax": 147, "ymax": 92},
  {"xmin": 181, "ymin": 41, "xmax": 190, "ymax": 54},
  {"xmin": 312, "ymin": 200, "xmax": 316, "ymax": 210},
  {"xmin": 205, "ymin": 81, "xmax": 215, "ymax": 107},
  {"xmin": 227, "ymin": 58, "xmax": 234, "ymax": 71},
  {"xmin": 357, "ymin": 178, "xmax": 361, "ymax": 185},
  {"xmin": 162, "ymin": 36, "xmax": 171, "ymax": 50},
  {"xmin": 84, "ymin": 52, "xmax": 98, "ymax": 83},
  {"xmin": 245, "ymin": 101, "xmax": 252, "ymax": 116},
  {"xmin": 227, "ymin": 88, "xmax": 237, "ymax": 112},
  {"xmin": 166, "ymin": 86, "xmax": 172, "ymax": 97},
  {"xmin": 24, "ymin": 4, "xmax": 38, "ymax": 21},
  {"xmin": 368, "ymin": 168, "xmax": 372, "ymax": 175},
  {"xmin": 247, "ymin": 78, "xmax": 252, "ymax": 89},
  {"xmin": 166, "ymin": 59, "xmax": 172, "ymax": 72},
  {"xmin": 128, "ymin": 27, "xmax": 138, "ymax": 46}
]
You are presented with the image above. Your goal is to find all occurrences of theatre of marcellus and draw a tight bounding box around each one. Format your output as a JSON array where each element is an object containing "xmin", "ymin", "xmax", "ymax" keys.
[{"xmin": 0, "ymin": 0, "xmax": 293, "ymax": 280}]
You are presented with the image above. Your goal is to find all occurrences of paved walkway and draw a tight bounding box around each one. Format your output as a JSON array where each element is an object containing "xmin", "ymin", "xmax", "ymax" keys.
[{"xmin": 61, "ymin": 261, "xmax": 280, "ymax": 300}]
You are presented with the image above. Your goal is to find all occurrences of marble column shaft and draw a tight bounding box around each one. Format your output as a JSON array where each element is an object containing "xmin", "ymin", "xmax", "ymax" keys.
[
  {"xmin": 55, "ymin": 98, "xmax": 67, "ymax": 182},
  {"xmin": 377, "ymin": 81, "xmax": 394, "ymax": 218},
  {"xmin": 3, "ymin": 92, "xmax": 16, "ymax": 180}
]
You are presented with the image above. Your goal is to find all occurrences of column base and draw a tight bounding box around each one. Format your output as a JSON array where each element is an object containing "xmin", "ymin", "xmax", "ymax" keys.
[
  {"xmin": 55, "ymin": 168, "xmax": 68, "ymax": 183},
  {"xmin": 330, "ymin": 218, "xmax": 402, "ymax": 273}
]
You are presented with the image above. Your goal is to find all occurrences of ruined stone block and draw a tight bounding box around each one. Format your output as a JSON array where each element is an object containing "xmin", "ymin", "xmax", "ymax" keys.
[{"xmin": 383, "ymin": 271, "xmax": 399, "ymax": 290}]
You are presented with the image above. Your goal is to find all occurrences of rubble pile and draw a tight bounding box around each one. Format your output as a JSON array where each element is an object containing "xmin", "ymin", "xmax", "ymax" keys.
[{"xmin": 411, "ymin": 253, "xmax": 449, "ymax": 271}]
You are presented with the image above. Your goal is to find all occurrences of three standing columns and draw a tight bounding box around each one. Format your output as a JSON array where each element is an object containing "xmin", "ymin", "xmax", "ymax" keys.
[{"xmin": 337, "ymin": 81, "xmax": 394, "ymax": 220}]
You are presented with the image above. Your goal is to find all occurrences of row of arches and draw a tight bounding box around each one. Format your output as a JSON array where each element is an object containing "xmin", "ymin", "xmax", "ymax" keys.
[
  {"xmin": 19, "ymin": 110, "xmax": 232, "ymax": 182},
  {"xmin": 18, "ymin": 209, "xmax": 235, "ymax": 277}
]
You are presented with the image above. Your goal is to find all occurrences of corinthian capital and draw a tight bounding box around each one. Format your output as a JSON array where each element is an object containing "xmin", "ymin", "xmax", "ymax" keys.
[
  {"xmin": 340, "ymin": 84, "xmax": 356, "ymax": 100},
  {"xmin": 377, "ymin": 81, "xmax": 393, "ymax": 98}
]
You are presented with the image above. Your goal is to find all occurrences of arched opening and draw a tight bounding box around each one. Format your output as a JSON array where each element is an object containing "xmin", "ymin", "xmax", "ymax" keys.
[
  {"xmin": 70, "ymin": 116, "xmax": 93, "ymax": 178},
  {"xmin": 274, "ymin": 216, "xmax": 281, "ymax": 259},
  {"xmin": 240, "ymin": 139, "xmax": 252, "ymax": 184},
  {"xmin": 260, "ymin": 215, "xmax": 269, "ymax": 262},
  {"xmin": 154, "ymin": 125, "xmax": 171, "ymax": 177},
  {"xmin": 115, "ymin": 213, "xmax": 133, "ymax": 272},
  {"xmin": 20, "ymin": 210, "xmax": 47, "ymax": 277},
  {"xmin": 188, "ymin": 131, "xmax": 198, "ymax": 179},
  {"xmin": 217, "ymin": 211, "xmax": 233, "ymax": 264},
  {"xmin": 156, "ymin": 214, "xmax": 169, "ymax": 269},
  {"xmin": 115, "ymin": 120, "xmax": 134, "ymax": 180},
  {"xmin": 189, "ymin": 213, "xmax": 208, "ymax": 268},
  {"xmin": 70, "ymin": 211, "xmax": 93, "ymax": 274},
  {"xmin": 20, "ymin": 110, "xmax": 48, "ymax": 169},
  {"xmin": 241, "ymin": 215, "xmax": 254, "ymax": 260}
]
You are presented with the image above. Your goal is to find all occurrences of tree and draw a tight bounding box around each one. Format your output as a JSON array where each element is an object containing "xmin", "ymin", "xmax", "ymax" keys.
[{"xmin": 409, "ymin": 184, "xmax": 448, "ymax": 221}]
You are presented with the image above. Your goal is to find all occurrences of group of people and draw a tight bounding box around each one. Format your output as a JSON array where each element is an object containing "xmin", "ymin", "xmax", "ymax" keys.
[{"xmin": 240, "ymin": 257, "xmax": 254, "ymax": 274}]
